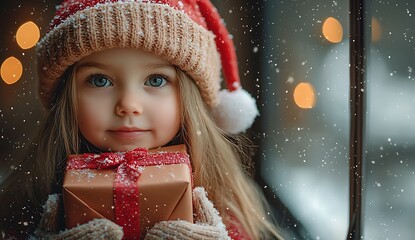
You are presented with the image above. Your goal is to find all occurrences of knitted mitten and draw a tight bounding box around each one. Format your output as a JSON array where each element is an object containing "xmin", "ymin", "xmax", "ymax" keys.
[
  {"xmin": 144, "ymin": 187, "xmax": 231, "ymax": 240},
  {"xmin": 32, "ymin": 194, "xmax": 123, "ymax": 240}
]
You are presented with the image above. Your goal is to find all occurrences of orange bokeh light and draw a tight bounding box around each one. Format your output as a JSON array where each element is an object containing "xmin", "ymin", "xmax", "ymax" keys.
[
  {"xmin": 16, "ymin": 21, "xmax": 40, "ymax": 49},
  {"xmin": 371, "ymin": 17, "xmax": 382, "ymax": 42},
  {"xmin": 294, "ymin": 82, "xmax": 316, "ymax": 109},
  {"xmin": 1, "ymin": 57, "xmax": 23, "ymax": 85},
  {"xmin": 322, "ymin": 17, "xmax": 343, "ymax": 43}
]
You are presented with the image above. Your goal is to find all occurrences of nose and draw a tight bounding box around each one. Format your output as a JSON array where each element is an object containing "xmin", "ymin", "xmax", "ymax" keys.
[{"xmin": 115, "ymin": 89, "xmax": 143, "ymax": 116}]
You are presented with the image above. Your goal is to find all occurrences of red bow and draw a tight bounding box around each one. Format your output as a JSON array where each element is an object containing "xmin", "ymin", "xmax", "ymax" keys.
[{"xmin": 66, "ymin": 147, "xmax": 191, "ymax": 239}]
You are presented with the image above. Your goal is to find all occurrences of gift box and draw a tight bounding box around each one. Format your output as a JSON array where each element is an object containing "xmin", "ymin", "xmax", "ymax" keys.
[{"xmin": 63, "ymin": 144, "xmax": 193, "ymax": 239}]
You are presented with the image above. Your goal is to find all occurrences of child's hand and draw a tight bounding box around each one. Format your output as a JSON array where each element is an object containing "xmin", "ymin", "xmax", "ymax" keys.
[
  {"xmin": 144, "ymin": 187, "xmax": 231, "ymax": 240},
  {"xmin": 33, "ymin": 194, "xmax": 123, "ymax": 240}
]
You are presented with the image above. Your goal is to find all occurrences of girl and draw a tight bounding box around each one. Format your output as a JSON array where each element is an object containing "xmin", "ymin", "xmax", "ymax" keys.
[{"xmin": 0, "ymin": 0, "xmax": 282, "ymax": 239}]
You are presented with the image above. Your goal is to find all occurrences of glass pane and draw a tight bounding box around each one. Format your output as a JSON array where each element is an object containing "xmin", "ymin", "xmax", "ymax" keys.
[
  {"xmin": 259, "ymin": 1, "xmax": 350, "ymax": 239},
  {"xmin": 364, "ymin": 0, "xmax": 415, "ymax": 239}
]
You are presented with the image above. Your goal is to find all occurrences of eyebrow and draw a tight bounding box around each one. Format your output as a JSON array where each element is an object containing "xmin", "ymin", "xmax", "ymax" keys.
[
  {"xmin": 77, "ymin": 62, "xmax": 109, "ymax": 70},
  {"xmin": 146, "ymin": 63, "xmax": 175, "ymax": 70},
  {"xmin": 77, "ymin": 62, "xmax": 175, "ymax": 71}
]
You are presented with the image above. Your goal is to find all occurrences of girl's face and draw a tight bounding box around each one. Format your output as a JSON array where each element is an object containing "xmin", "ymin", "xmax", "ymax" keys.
[{"xmin": 75, "ymin": 48, "xmax": 181, "ymax": 151}]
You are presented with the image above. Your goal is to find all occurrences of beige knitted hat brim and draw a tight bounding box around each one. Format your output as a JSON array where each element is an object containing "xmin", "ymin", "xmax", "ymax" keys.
[{"xmin": 36, "ymin": 2, "xmax": 221, "ymax": 109}]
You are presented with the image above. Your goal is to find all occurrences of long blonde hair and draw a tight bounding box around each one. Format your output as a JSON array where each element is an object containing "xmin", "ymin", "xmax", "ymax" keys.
[
  {"xmin": 177, "ymin": 69, "xmax": 281, "ymax": 239},
  {"xmin": 1, "ymin": 65, "xmax": 281, "ymax": 239},
  {"xmin": 1, "ymin": 68, "xmax": 79, "ymax": 206},
  {"xmin": 0, "ymin": 67, "xmax": 79, "ymax": 229}
]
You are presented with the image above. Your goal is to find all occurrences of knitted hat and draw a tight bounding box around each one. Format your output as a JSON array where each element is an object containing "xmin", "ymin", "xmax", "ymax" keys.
[{"xmin": 36, "ymin": 0, "xmax": 258, "ymax": 134}]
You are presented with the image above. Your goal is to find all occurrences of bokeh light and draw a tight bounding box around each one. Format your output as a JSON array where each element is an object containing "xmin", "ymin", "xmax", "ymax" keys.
[
  {"xmin": 371, "ymin": 17, "xmax": 382, "ymax": 42},
  {"xmin": 322, "ymin": 17, "xmax": 343, "ymax": 43},
  {"xmin": 16, "ymin": 21, "xmax": 40, "ymax": 49},
  {"xmin": 294, "ymin": 82, "xmax": 316, "ymax": 109},
  {"xmin": 1, "ymin": 56, "xmax": 23, "ymax": 85}
]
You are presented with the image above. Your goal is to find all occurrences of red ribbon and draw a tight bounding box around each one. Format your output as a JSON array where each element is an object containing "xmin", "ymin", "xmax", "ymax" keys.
[{"xmin": 66, "ymin": 147, "xmax": 191, "ymax": 239}]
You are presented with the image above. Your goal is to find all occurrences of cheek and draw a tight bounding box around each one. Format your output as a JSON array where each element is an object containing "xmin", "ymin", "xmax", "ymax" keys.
[
  {"xmin": 155, "ymin": 94, "xmax": 181, "ymax": 130},
  {"xmin": 164, "ymin": 106, "xmax": 181, "ymax": 129},
  {"xmin": 77, "ymin": 95, "xmax": 111, "ymax": 132}
]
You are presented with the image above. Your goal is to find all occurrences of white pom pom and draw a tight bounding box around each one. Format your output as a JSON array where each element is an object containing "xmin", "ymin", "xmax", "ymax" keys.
[{"xmin": 212, "ymin": 88, "xmax": 259, "ymax": 134}]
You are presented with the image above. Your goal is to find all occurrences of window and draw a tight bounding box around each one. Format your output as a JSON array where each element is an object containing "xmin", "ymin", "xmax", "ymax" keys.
[{"xmin": 244, "ymin": 0, "xmax": 414, "ymax": 239}]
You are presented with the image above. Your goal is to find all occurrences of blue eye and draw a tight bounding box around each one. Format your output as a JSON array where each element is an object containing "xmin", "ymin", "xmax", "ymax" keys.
[
  {"xmin": 87, "ymin": 74, "xmax": 113, "ymax": 87},
  {"xmin": 145, "ymin": 75, "xmax": 167, "ymax": 87}
]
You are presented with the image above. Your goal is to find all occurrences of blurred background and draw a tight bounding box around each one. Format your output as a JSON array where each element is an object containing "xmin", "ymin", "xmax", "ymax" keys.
[{"xmin": 1, "ymin": 0, "xmax": 414, "ymax": 239}]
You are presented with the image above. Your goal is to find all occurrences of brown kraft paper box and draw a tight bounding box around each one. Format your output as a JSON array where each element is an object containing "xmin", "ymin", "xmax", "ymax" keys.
[{"xmin": 63, "ymin": 144, "xmax": 193, "ymax": 238}]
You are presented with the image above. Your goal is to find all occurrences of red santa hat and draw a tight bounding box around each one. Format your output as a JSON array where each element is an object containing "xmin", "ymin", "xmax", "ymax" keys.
[{"xmin": 36, "ymin": 0, "xmax": 258, "ymax": 133}]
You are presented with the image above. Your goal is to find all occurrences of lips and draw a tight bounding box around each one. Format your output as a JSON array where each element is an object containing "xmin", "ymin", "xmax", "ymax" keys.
[
  {"xmin": 108, "ymin": 127, "xmax": 148, "ymax": 140},
  {"xmin": 111, "ymin": 126, "xmax": 145, "ymax": 132}
]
